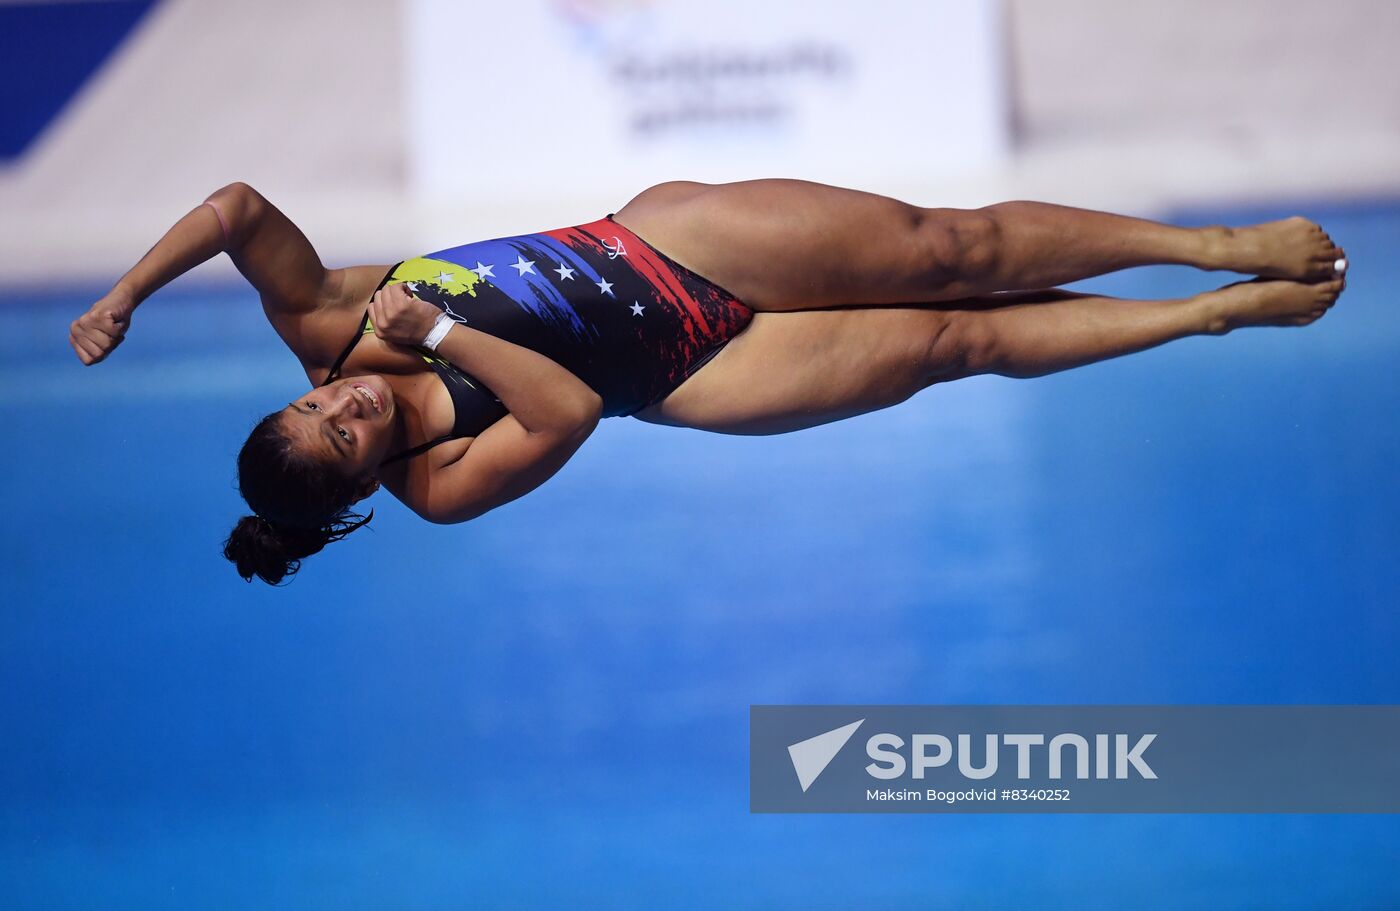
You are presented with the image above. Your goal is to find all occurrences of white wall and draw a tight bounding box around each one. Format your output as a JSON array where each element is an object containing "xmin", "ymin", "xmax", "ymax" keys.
[
  {"xmin": 1004, "ymin": 0, "xmax": 1400, "ymax": 207},
  {"xmin": 405, "ymin": 0, "xmax": 1007, "ymax": 214}
]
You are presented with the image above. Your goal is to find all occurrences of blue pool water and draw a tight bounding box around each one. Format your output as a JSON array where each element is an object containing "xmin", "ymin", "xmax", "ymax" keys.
[{"xmin": 2, "ymin": 202, "xmax": 1397, "ymax": 908}]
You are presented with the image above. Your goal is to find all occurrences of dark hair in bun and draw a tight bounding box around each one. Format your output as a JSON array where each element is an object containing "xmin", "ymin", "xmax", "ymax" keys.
[{"xmin": 223, "ymin": 410, "xmax": 372, "ymax": 585}]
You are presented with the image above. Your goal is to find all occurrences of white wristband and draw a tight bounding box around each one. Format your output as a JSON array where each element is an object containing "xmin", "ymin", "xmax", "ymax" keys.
[{"xmin": 422, "ymin": 312, "xmax": 455, "ymax": 351}]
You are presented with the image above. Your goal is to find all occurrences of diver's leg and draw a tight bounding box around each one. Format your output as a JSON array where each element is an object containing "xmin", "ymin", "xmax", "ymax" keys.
[
  {"xmin": 940, "ymin": 277, "xmax": 1344, "ymax": 380},
  {"xmin": 633, "ymin": 278, "xmax": 1344, "ymax": 434},
  {"xmin": 614, "ymin": 179, "xmax": 1346, "ymax": 311},
  {"xmin": 924, "ymin": 202, "xmax": 1345, "ymax": 296}
]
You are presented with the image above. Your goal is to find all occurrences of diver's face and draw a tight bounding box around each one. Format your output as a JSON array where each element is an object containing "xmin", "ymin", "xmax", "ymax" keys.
[{"xmin": 282, "ymin": 376, "xmax": 397, "ymax": 478}]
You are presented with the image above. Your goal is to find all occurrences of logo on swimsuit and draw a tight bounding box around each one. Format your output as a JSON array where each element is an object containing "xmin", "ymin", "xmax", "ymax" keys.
[{"xmin": 602, "ymin": 236, "xmax": 628, "ymax": 259}]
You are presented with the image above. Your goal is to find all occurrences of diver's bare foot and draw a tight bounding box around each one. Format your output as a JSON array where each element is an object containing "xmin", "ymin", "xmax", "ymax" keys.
[
  {"xmin": 1197, "ymin": 277, "xmax": 1345, "ymax": 334},
  {"xmin": 1203, "ymin": 217, "xmax": 1346, "ymax": 281}
]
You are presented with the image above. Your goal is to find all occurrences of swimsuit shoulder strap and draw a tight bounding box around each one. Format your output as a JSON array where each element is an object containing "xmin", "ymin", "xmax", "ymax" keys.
[
  {"xmin": 321, "ymin": 263, "xmax": 402, "ymax": 387},
  {"xmin": 328, "ymin": 313, "xmax": 455, "ymax": 465},
  {"xmin": 322, "ymin": 309, "xmax": 370, "ymax": 386},
  {"xmin": 381, "ymin": 434, "xmax": 457, "ymax": 466},
  {"xmin": 321, "ymin": 262, "xmax": 458, "ymax": 464}
]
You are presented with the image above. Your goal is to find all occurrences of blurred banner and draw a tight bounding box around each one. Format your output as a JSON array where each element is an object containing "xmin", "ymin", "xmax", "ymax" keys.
[{"xmin": 406, "ymin": 0, "xmax": 1008, "ymax": 208}]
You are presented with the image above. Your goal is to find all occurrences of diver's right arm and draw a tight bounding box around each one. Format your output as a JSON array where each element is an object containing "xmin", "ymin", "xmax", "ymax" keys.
[
  {"xmin": 368, "ymin": 281, "xmax": 604, "ymax": 524},
  {"xmin": 69, "ymin": 182, "xmax": 330, "ymax": 365}
]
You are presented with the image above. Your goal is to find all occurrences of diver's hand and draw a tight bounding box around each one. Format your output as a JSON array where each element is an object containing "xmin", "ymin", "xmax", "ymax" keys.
[
  {"xmin": 369, "ymin": 282, "xmax": 444, "ymax": 348},
  {"xmin": 70, "ymin": 286, "xmax": 134, "ymax": 365}
]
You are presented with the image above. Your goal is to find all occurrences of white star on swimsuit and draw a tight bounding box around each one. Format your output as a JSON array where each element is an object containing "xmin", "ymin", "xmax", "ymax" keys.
[
  {"xmin": 554, "ymin": 263, "xmax": 576, "ymax": 281},
  {"xmin": 472, "ymin": 262, "xmax": 495, "ymax": 279},
  {"xmin": 511, "ymin": 255, "xmax": 536, "ymax": 276},
  {"xmin": 406, "ymin": 282, "xmax": 419, "ymax": 292},
  {"xmin": 435, "ymin": 271, "xmax": 454, "ymax": 284},
  {"xmin": 630, "ymin": 301, "xmax": 645, "ymax": 316},
  {"xmin": 596, "ymin": 277, "xmax": 614, "ymax": 296}
]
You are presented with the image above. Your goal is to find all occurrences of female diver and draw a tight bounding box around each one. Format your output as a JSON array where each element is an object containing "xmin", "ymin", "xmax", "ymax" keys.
[{"xmin": 68, "ymin": 179, "xmax": 1347, "ymax": 584}]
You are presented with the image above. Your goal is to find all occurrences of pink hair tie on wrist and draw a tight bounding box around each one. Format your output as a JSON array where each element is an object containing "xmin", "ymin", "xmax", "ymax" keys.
[{"xmin": 202, "ymin": 199, "xmax": 231, "ymax": 247}]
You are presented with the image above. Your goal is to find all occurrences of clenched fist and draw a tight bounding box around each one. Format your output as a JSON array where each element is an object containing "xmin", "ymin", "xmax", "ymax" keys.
[
  {"xmin": 70, "ymin": 286, "xmax": 135, "ymax": 365},
  {"xmin": 368, "ymin": 282, "xmax": 447, "ymax": 348}
]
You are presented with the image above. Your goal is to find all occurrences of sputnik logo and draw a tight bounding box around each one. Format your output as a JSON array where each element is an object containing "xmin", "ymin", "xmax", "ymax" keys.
[
  {"xmin": 787, "ymin": 719, "xmax": 865, "ymax": 792},
  {"xmin": 602, "ymin": 236, "xmax": 627, "ymax": 259}
]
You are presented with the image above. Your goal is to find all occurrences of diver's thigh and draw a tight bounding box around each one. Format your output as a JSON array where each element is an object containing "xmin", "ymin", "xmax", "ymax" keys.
[
  {"xmin": 614, "ymin": 178, "xmax": 934, "ymax": 312},
  {"xmin": 633, "ymin": 307, "xmax": 947, "ymax": 435}
]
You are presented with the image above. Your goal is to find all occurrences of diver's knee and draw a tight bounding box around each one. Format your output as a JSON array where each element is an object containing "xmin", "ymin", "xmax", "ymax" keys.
[
  {"xmin": 917, "ymin": 208, "xmax": 1003, "ymax": 288},
  {"xmin": 923, "ymin": 311, "xmax": 1001, "ymax": 383}
]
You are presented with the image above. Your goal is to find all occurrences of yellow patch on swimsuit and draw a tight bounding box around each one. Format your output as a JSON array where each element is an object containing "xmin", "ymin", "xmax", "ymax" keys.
[{"xmin": 389, "ymin": 257, "xmax": 488, "ymax": 298}]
